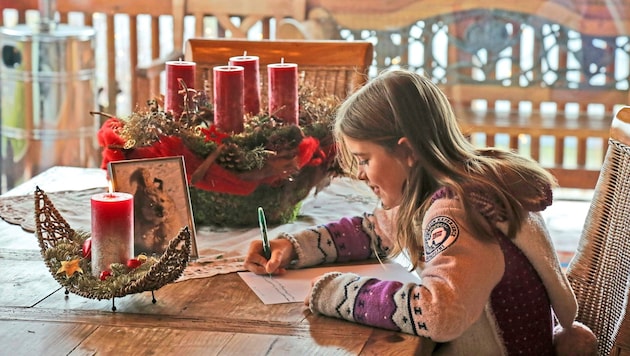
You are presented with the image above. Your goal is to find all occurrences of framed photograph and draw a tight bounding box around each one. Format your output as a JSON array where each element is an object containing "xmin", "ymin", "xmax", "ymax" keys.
[{"xmin": 108, "ymin": 156, "xmax": 198, "ymax": 258}]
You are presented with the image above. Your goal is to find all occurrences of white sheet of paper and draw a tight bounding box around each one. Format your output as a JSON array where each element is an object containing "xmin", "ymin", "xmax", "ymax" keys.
[{"xmin": 238, "ymin": 262, "xmax": 421, "ymax": 304}]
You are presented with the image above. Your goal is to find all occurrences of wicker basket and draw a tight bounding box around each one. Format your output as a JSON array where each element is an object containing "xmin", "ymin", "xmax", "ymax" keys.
[
  {"xmin": 34, "ymin": 187, "xmax": 191, "ymax": 309},
  {"xmin": 190, "ymin": 164, "xmax": 328, "ymax": 226}
]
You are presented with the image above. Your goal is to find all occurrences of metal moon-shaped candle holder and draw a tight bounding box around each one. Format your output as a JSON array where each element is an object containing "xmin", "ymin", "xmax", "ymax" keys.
[{"xmin": 34, "ymin": 187, "xmax": 192, "ymax": 311}]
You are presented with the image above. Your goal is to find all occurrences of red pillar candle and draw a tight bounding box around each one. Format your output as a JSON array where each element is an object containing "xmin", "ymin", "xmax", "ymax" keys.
[
  {"xmin": 213, "ymin": 65, "xmax": 245, "ymax": 133},
  {"xmin": 268, "ymin": 62, "xmax": 299, "ymax": 125},
  {"xmin": 165, "ymin": 60, "xmax": 196, "ymax": 118},
  {"xmin": 229, "ymin": 54, "xmax": 261, "ymax": 116},
  {"xmin": 91, "ymin": 191, "xmax": 134, "ymax": 277}
]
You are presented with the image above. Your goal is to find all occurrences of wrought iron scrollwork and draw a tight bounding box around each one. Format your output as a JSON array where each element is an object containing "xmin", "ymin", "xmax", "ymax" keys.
[{"xmin": 339, "ymin": 8, "xmax": 629, "ymax": 91}]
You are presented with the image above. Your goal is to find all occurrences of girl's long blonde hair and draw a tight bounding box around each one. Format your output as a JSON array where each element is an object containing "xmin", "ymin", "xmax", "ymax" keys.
[{"xmin": 334, "ymin": 69, "xmax": 556, "ymax": 269}]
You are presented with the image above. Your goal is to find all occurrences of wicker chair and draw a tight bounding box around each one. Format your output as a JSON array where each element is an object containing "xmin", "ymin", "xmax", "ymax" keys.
[
  {"xmin": 566, "ymin": 106, "xmax": 630, "ymax": 355},
  {"xmin": 183, "ymin": 38, "xmax": 374, "ymax": 101}
]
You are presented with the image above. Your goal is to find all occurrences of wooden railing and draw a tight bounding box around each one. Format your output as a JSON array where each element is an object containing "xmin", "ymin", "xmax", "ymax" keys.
[
  {"xmin": 1, "ymin": 0, "xmax": 306, "ymax": 116},
  {"xmin": 135, "ymin": 0, "xmax": 307, "ymax": 107},
  {"xmin": 287, "ymin": 0, "xmax": 630, "ymax": 190}
]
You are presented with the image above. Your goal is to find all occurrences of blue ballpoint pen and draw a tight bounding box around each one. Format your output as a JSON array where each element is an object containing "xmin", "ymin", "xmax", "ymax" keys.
[{"xmin": 258, "ymin": 207, "xmax": 271, "ymax": 260}]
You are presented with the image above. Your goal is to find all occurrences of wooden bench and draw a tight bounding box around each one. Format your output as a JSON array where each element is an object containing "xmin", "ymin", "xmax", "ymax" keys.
[
  {"xmin": 286, "ymin": 0, "xmax": 630, "ymax": 190},
  {"xmin": 184, "ymin": 38, "xmax": 373, "ymax": 101}
]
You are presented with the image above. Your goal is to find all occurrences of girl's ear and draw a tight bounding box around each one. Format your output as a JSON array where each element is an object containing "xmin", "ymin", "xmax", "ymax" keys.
[{"xmin": 397, "ymin": 137, "xmax": 417, "ymax": 167}]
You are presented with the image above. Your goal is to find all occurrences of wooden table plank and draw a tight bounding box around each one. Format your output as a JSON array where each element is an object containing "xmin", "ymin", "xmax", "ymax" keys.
[
  {"xmin": 74, "ymin": 324, "xmax": 369, "ymax": 355},
  {"xmin": 1, "ymin": 306, "xmax": 426, "ymax": 354},
  {"xmin": 73, "ymin": 326, "xmax": 234, "ymax": 355},
  {"xmin": 0, "ymin": 304, "xmax": 341, "ymax": 337},
  {"xmin": 0, "ymin": 320, "xmax": 96, "ymax": 355},
  {"xmin": 0, "ymin": 221, "xmax": 39, "ymax": 251},
  {"xmin": 0, "ymin": 258, "xmax": 62, "ymax": 307},
  {"xmin": 225, "ymin": 332, "xmax": 364, "ymax": 355}
]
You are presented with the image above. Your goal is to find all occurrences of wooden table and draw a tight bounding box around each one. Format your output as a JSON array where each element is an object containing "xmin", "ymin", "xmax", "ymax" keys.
[{"xmin": 0, "ymin": 167, "xmax": 430, "ymax": 355}]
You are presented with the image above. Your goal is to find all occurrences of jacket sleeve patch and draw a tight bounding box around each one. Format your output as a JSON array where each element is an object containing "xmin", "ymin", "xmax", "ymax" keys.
[{"xmin": 424, "ymin": 216, "xmax": 459, "ymax": 261}]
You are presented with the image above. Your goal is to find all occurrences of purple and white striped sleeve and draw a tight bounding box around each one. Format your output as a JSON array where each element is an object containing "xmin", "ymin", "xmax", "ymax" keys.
[{"xmin": 279, "ymin": 213, "xmax": 391, "ymax": 268}]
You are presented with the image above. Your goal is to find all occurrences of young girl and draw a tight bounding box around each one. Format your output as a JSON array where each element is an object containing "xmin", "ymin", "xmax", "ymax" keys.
[{"xmin": 244, "ymin": 69, "xmax": 596, "ymax": 355}]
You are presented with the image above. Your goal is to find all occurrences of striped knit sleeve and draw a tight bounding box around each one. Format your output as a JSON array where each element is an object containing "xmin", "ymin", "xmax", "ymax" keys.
[
  {"xmin": 308, "ymin": 272, "xmax": 419, "ymax": 334},
  {"xmin": 278, "ymin": 212, "xmax": 392, "ymax": 268}
]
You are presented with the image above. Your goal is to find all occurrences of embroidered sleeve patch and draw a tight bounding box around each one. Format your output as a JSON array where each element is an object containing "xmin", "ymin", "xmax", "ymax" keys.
[{"xmin": 424, "ymin": 216, "xmax": 459, "ymax": 261}]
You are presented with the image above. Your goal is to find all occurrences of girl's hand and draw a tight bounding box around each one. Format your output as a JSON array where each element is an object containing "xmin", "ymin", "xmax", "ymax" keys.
[{"xmin": 244, "ymin": 238, "xmax": 296, "ymax": 275}]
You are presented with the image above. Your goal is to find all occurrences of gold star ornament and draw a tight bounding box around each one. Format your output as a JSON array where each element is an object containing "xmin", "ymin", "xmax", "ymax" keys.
[{"xmin": 57, "ymin": 259, "xmax": 84, "ymax": 277}]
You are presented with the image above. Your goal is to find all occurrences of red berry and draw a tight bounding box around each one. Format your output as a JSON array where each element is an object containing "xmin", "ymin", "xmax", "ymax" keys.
[
  {"xmin": 82, "ymin": 238, "xmax": 92, "ymax": 259},
  {"xmin": 127, "ymin": 258, "xmax": 142, "ymax": 269},
  {"xmin": 99, "ymin": 270, "xmax": 112, "ymax": 280}
]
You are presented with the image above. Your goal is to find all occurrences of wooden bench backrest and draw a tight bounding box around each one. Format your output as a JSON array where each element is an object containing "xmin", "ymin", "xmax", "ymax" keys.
[{"xmin": 185, "ymin": 38, "xmax": 374, "ymax": 100}]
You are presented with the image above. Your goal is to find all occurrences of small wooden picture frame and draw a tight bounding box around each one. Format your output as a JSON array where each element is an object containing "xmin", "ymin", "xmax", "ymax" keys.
[{"xmin": 108, "ymin": 156, "xmax": 198, "ymax": 258}]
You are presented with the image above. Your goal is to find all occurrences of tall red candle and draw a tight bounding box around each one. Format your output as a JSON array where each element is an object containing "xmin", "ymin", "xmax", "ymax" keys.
[
  {"xmin": 229, "ymin": 54, "xmax": 261, "ymax": 116},
  {"xmin": 91, "ymin": 192, "xmax": 134, "ymax": 277},
  {"xmin": 268, "ymin": 62, "xmax": 299, "ymax": 125},
  {"xmin": 165, "ymin": 60, "xmax": 196, "ymax": 118},
  {"xmin": 214, "ymin": 65, "xmax": 245, "ymax": 133}
]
